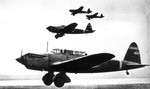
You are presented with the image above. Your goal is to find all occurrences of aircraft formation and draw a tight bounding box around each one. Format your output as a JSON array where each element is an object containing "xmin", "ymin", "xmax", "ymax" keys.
[
  {"xmin": 47, "ymin": 6, "xmax": 104, "ymax": 39},
  {"xmin": 15, "ymin": 6, "xmax": 149, "ymax": 88}
]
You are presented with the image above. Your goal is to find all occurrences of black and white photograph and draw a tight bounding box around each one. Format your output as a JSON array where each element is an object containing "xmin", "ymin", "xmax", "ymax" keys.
[{"xmin": 0, "ymin": 0, "xmax": 150, "ymax": 89}]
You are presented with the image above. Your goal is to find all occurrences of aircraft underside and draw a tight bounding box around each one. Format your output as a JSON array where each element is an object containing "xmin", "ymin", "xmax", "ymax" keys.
[
  {"xmin": 41, "ymin": 60, "xmax": 145, "ymax": 87},
  {"xmin": 42, "ymin": 66, "xmax": 144, "ymax": 88},
  {"xmin": 55, "ymin": 30, "xmax": 94, "ymax": 39}
]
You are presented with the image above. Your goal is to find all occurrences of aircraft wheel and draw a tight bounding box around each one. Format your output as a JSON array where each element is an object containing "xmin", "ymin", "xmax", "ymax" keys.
[
  {"xmin": 53, "ymin": 74, "xmax": 65, "ymax": 87},
  {"xmin": 126, "ymin": 70, "xmax": 129, "ymax": 75},
  {"xmin": 55, "ymin": 35, "xmax": 59, "ymax": 39},
  {"xmin": 42, "ymin": 73, "xmax": 54, "ymax": 86}
]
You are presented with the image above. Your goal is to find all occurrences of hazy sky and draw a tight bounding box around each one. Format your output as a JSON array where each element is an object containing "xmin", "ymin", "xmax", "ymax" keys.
[{"xmin": 0, "ymin": 0, "xmax": 150, "ymax": 79}]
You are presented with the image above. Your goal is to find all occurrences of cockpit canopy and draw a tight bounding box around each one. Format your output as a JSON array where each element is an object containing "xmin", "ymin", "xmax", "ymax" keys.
[{"xmin": 51, "ymin": 49, "xmax": 87, "ymax": 56}]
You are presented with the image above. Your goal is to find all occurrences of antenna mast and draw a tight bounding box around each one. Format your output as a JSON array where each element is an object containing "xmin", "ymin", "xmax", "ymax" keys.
[{"xmin": 46, "ymin": 42, "xmax": 48, "ymax": 53}]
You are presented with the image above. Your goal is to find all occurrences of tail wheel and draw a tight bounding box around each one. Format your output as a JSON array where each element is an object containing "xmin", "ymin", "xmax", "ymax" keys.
[
  {"xmin": 126, "ymin": 70, "xmax": 129, "ymax": 75},
  {"xmin": 42, "ymin": 73, "xmax": 54, "ymax": 86}
]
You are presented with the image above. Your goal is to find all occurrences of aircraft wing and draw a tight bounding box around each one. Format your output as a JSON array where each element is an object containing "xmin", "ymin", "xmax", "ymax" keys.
[
  {"xmin": 78, "ymin": 6, "xmax": 84, "ymax": 11},
  {"xmin": 61, "ymin": 23, "xmax": 78, "ymax": 33},
  {"xmin": 52, "ymin": 53, "xmax": 115, "ymax": 73},
  {"xmin": 94, "ymin": 13, "xmax": 98, "ymax": 16}
]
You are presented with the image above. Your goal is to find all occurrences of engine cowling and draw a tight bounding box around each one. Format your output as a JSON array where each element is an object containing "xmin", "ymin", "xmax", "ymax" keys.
[{"xmin": 25, "ymin": 55, "xmax": 50, "ymax": 71}]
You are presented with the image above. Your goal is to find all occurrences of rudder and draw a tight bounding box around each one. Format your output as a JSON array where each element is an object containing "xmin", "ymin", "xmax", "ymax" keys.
[
  {"xmin": 85, "ymin": 23, "xmax": 92, "ymax": 32},
  {"xmin": 87, "ymin": 9, "xmax": 92, "ymax": 14},
  {"xmin": 124, "ymin": 42, "xmax": 141, "ymax": 64}
]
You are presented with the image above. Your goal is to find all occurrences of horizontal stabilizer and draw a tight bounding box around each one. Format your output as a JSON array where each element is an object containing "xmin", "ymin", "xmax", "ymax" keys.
[{"xmin": 126, "ymin": 64, "xmax": 148, "ymax": 69}]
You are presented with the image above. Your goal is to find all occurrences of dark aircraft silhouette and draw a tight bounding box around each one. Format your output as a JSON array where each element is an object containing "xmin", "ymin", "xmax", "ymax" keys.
[
  {"xmin": 46, "ymin": 22, "xmax": 95, "ymax": 39},
  {"xmin": 16, "ymin": 42, "xmax": 149, "ymax": 88},
  {"xmin": 69, "ymin": 6, "xmax": 92, "ymax": 16},
  {"xmin": 86, "ymin": 13, "xmax": 104, "ymax": 20}
]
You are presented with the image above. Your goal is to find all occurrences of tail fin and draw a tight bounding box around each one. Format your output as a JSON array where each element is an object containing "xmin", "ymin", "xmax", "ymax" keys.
[
  {"xmin": 100, "ymin": 14, "xmax": 104, "ymax": 18},
  {"xmin": 87, "ymin": 9, "xmax": 92, "ymax": 14},
  {"xmin": 124, "ymin": 42, "xmax": 141, "ymax": 64},
  {"xmin": 85, "ymin": 23, "xmax": 93, "ymax": 32}
]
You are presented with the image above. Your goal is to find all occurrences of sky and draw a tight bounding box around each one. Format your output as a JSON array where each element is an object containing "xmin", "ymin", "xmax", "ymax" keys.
[{"xmin": 0, "ymin": 0, "xmax": 150, "ymax": 80}]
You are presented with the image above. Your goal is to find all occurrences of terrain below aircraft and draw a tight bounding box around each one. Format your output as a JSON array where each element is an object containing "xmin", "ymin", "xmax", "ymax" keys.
[
  {"xmin": 16, "ymin": 42, "xmax": 149, "ymax": 88},
  {"xmin": 69, "ymin": 6, "xmax": 92, "ymax": 16},
  {"xmin": 46, "ymin": 22, "xmax": 95, "ymax": 39},
  {"xmin": 86, "ymin": 13, "xmax": 104, "ymax": 20}
]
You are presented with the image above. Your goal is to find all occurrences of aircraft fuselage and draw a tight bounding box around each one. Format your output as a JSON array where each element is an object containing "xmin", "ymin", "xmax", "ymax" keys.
[
  {"xmin": 17, "ymin": 52, "xmax": 83, "ymax": 71},
  {"xmin": 47, "ymin": 26, "xmax": 95, "ymax": 34},
  {"xmin": 16, "ymin": 53, "xmax": 145, "ymax": 73}
]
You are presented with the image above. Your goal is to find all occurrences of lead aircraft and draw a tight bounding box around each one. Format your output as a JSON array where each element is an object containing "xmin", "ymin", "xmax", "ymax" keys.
[
  {"xmin": 46, "ymin": 22, "xmax": 95, "ymax": 39},
  {"xmin": 69, "ymin": 6, "xmax": 92, "ymax": 16},
  {"xmin": 16, "ymin": 42, "xmax": 149, "ymax": 88}
]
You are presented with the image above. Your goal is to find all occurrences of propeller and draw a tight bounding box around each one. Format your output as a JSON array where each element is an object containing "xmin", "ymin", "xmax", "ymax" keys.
[{"xmin": 16, "ymin": 49, "xmax": 25, "ymax": 65}]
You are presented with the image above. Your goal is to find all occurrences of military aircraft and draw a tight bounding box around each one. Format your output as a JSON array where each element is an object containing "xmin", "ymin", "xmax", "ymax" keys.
[
  {"xmin": 69, "ymin": 6, "xmax": 92, "ymax": 16},
  {"xmin": 86, "ymin": 13, "xmax": 104, "ymax": 20},
  {"xmin": 16, "ymin": 42, "xmax": 149, "ymax": 88},
  {"xmin": 46, "ymin": 22, "xmax": 95, "ymax": 39}
]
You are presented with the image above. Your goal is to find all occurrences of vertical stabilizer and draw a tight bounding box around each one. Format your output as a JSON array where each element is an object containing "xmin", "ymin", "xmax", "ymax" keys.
[
  {"xmin": 87, "ymin": 9, "xmax": 92, "ymax": 14},
  {"xmin": 85, "ymin": 23, "xmax": 93, "ymax": 32},
  {"xmin": 124, "ymin": 42, "xmax": 141, "ymax": 64}
]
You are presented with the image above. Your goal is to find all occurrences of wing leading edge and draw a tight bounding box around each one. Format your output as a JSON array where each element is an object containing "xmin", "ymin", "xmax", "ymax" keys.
[
  {"xmin": 52, "ymin": 53, "xmax": 115, "ymax": 73},
  {"xmin": 60, "ymin": 23, "xmax": 78, "ymax": 33}
]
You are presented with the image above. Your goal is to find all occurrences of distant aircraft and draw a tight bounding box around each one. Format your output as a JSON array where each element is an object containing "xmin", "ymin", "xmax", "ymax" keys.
[
  {"xmin": 86, "ymin": 13, "xmax": 104, "ymax": 20},
  {"xmin": 69, "ymin": 6, "xmax": 92, "ymax": 16},
  {"xmin": 46, "ymin": 22, "xmax": 95, "ymax": 39},
  {"xmin": 16, "ymin": 42, "xmax": 149, "ymax": 88}
]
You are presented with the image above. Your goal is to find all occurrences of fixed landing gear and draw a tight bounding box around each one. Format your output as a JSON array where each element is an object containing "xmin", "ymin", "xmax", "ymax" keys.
[
  {"xmin": 53, "ymin": 74, "xmax": 65, "ymax": 87},
  {"xmin": 42, "ymin": 72, "xmax": 71, "ymax": 88},
  {"xmin": 55, "ymin": 33, "xmax": 64, "ymax": 39},
  {"xmin": 53, "ymin": 72, "xmax": 71, "ymax": 87},
  {"xmin": 126, "ymin": 70, "xmax": 129, "ymax": 75},
  {"xmin": 42, "ymin": 72, "xmax": 54, "ymax": 86},
  {"xmin": 55, "ymin": 35, "xmax": 59, "ymax": 39}
]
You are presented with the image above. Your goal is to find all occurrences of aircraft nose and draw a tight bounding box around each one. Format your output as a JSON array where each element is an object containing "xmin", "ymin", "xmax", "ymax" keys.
[
  {"xmin": 16, "ymin": 57, "xmax": 26, "ymax": 65},
  {"xmin": 46, "ymin": 26, "xmax": 54, "ymax": 32}
]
